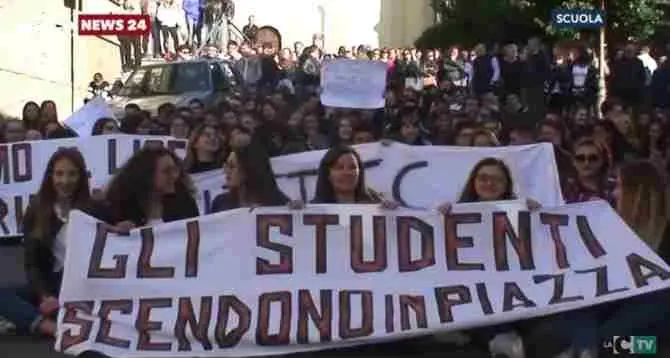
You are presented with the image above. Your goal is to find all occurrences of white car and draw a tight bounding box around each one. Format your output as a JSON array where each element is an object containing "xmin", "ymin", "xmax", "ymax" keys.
[{"xmin": 108, "ymin": 59, "xmax": 242, "ymax": 117}]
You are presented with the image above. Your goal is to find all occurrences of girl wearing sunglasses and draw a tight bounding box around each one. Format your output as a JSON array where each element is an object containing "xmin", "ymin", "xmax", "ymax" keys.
[{"xmin": 564, "ymin": 137, "xmax": 615, "ymax": 205}]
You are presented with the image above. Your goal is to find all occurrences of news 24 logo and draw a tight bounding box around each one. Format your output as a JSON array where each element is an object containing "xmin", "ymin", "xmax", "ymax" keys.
[
  {"xmin": 603, "ymin": 336, "xmax": 657, "ymax": 355},
  {"xmin": 551, "ymin": 8, "xmax": 605, "ymax": 29},
  {"xmin": 78, "ymin": 14, "xmax": 151, "ymax": 36}
]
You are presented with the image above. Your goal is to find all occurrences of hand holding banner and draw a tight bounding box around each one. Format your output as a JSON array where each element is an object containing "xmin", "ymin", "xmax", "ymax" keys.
[{"xmin": 56, "ymin": 201, "xmax": 670, "ymax": 357}]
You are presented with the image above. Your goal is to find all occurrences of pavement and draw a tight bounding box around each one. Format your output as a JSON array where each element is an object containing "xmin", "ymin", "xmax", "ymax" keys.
[{"xmin": 0, "ymin": 244, "xmax": 489, "ymax": 358}]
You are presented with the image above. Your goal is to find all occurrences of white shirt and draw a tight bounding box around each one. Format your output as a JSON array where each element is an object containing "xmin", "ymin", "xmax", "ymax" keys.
[
  {"xmin": 156, "ymin": 5, "xmax": 181, "ymax": 27},
  {"xmin": 52, "ymin": 204, "xmax": 69, "ymax": 273},
  {"xmin": 572, "ymin": 64, "xmax": 589, "ymax": 88},
  {"xmin": 638, "ymin": 53, "xmax": 658, "ymax": 75},
  {"xmin": 490, "ymin": 57, "xmax": 501, "ymax": 84},
  {"xmin": 147, "ymin": 218, "xmax": 164, "ymax": 226}
]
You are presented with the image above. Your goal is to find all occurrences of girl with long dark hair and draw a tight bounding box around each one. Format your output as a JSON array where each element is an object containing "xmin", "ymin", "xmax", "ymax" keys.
[
  {"xmin": 312, "ymin": 145, "xmax": 398, "ymax": 208},
  {"xmin": 39, "ymin": 100, "xmax": 58, "ymax": 125},
  {"xmin": 0, "ymin": 148, "xmax": 96, "ymax": 337},
  {"xmin": 102, "ymin": 146, "xmax": 199, "ymax": 231},
  {"xmin": 211, "ymin": 141, "xmax": 300, "ymax": 212},
  {"xmin": 91, "ymin": 117, "xmax": 120, "ymax": 136},
  {"xmin": 22, "ymin": 101, "xmax": 41, "ymax": 131},
  {"xmin": 435, "ymin": 157, "xmax": 540, "ymax": 358}
]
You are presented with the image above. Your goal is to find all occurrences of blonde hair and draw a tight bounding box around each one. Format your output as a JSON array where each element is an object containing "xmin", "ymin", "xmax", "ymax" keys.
[{"xmin": 618, "ymin": 160, "xmax": 669, "ymax": 251}]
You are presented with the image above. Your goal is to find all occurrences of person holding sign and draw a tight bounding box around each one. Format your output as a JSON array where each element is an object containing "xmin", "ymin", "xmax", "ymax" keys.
[
  {"xmin": 436, "ymin": 157, "xmax": 541, "ymax": 358},
  {"xmin": 211, "ymin": 142, "xmax": 301, "ymax": 212},
  {"xmin": 437, "ymin": 157, "xmax": 542, "ymax": 213},
  {"xmin": 101, "ymin": 146, "xmax": 199, "ymax": 233},
  {"xmin": 0, "ymin": 148, "xmax": 100, "ymax": 337},
  {"xmin": 312, "ymin": 145, "xmax": 399, "ymax": 209}
]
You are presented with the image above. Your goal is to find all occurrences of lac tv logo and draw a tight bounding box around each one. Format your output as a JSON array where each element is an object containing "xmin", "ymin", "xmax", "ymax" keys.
[
  {"xmin": 603, "ymin": 336, "xmax": 657, "ymax": 355},
  {"xmin": 551, "ymin": 8, "xmax": 605, "ymax": 29}
]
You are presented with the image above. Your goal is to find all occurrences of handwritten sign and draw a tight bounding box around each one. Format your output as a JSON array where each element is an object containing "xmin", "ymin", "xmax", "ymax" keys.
[{"xmin": 320, "ymin": 59, "xmax": 388, "ymax": 109}]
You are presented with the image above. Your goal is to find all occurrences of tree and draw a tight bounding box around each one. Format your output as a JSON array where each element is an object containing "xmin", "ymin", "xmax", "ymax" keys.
[
  {"xmin": 524, "ymin": 0, "xmax": 664, "ymax": 42},
  {"xmin": 417, "ymin": 0, "xmax": 539, "ymax": 48},
  {"xmin": 601, "ymin": 0, "xmax": 664, "ymax": 41},
  {"xmin": 417, "ymin": 0, "xmax": 665, "ymax": 48}
]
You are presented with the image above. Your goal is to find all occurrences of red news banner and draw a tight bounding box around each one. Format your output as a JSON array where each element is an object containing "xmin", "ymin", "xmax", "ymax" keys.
[{"xmin": 78, "ymin": 14, "xmax": 151, "ymax": 36}]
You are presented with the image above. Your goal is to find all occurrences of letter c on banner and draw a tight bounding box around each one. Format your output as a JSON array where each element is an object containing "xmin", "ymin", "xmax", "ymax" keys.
[{"xmin": 392, "ymin": 161, "xmax": 428, "ymax": 208}]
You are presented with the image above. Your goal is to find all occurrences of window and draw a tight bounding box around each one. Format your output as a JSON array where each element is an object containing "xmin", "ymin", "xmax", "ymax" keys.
[{"xmin": 119, "ymin": 63, "xmax": 212, "ymax": 97}]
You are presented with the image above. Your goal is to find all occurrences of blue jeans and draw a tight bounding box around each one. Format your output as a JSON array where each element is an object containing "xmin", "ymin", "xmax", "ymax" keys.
[
  {"xmin": 532, "ymin": 288, "xmax": 670, "ymax": 352},
  {"xmin": 0, "ymin": 285, "xmax": 43, "ymax": 334}
]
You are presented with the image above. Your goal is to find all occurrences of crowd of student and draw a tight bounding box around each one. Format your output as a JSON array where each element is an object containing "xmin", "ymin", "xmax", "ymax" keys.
[{"xmin": 0, "ymin": 37, "xmax": 670, "ymax": 357}]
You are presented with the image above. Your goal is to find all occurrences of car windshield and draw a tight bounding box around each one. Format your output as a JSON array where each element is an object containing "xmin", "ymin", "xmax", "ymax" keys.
[{"xmin": 119, "ymin": 62, "xmax": 212, "ymax": 98}]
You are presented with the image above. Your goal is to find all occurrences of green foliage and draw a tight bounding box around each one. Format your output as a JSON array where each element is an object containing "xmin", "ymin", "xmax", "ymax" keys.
[
  {"xmin": 416, "ymin": 0, "xmax": 540, "ymax": 48},
  {"xmin": 416, "ymin": 0, "xmax": 665, "ymax": 48},
  {"xmin": 603, "ymin": 0, "xmax": 664, "ymax": 41},
  {"xmin": 555, "ymin": 0, "xmax": 664, "ymax": 41}
]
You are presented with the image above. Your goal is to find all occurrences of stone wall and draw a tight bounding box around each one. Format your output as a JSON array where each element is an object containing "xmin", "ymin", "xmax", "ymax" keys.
[
  {"xmin": 0, "ymin": 0, "xmax": 433, "ymax": 120},
  {"xmin": 0, "ymin": 0, "xmax": 122, "ymax": 120}
]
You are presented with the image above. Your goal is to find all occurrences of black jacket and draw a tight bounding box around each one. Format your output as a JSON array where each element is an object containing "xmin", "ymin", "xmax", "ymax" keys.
[
  {"xmin": 100, "ymin": 192, "xmax": 199, "ymax": 226},
  {"xmin": 472, "ymin": 55, "xmax": 495, "ymax": 95},
  {"xmin": 211, "ymin": 191, "xmax": 289, "ymax": 213},
  {"xmin": 22, "ymin": 200, "xmax": 103, "ymax": 297},
  {"xmin": 440, "ymin": 58, "xmax": 466, "ymax": 83}
]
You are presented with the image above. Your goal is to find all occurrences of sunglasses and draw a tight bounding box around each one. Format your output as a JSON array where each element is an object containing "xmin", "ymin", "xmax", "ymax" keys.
[{"xmin": 575, "ymin": 154, "xmax": 600, "ymax": 163}]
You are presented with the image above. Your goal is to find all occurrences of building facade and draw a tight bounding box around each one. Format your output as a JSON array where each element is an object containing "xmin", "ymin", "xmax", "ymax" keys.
[
  {"xmin": 232, "ymin": 0, "xmax": 433, "ymax": 52},
  {"xmin": 0, "ymin": 0, "xmax": 432, "ymax": 120},
  {"xmin": 0, "ymin": 0, "xmax": 125, "ymax": 121}
]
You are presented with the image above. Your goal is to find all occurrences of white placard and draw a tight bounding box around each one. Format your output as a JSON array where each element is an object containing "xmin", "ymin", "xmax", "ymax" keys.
[
  {"xmin": 320, "ymin": 59, "xmax": 388, "ymax": 109},
  {"xmin": 63, "ymin": 96, "xmax": 117, "ymax": 137}
]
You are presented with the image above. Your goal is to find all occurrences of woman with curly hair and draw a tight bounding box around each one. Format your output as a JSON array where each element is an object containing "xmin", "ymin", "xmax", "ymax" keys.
[{"xmin": 101, "ymin": 146, "xmax": 199, "ymax": 232}]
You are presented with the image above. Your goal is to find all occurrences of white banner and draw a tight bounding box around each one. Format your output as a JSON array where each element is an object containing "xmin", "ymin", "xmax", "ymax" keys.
[
  {"xmin": 320, "ymin": 59, "xmax": 388, "ymax": 109},
  {"xmin": 0, "ymin": 140, "xmax": 563, "ymax": 238},
  {"xmin": 57, "ymin": 201, "xmax": 670, "ymax": 357},
  {"xmin": 193, "ymin": 142, "xmax": 565, "ymax": 216},
  {"xmin": 63, "ymin": 96, "xmax": 117, "ymax": 137},
  {"xmin": 0, "ymin": 135, "xmax": 187, "ymax": 237}
]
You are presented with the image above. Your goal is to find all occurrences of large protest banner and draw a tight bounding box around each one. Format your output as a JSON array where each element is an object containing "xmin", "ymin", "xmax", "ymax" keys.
[
  {"xmin": 57, "ymin": 201, "xmax": 670, "ymax": 357},
  {"xmin": 0, "ymin": 135, "xmax": 187, "ymax": 237},
  {"xmin": 0, "ymin": 139, "xmax": 563, "ymax": 238},
  {"xmin": 192, "ymin": 142, "xmax": 565, "ymax": 215}
]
